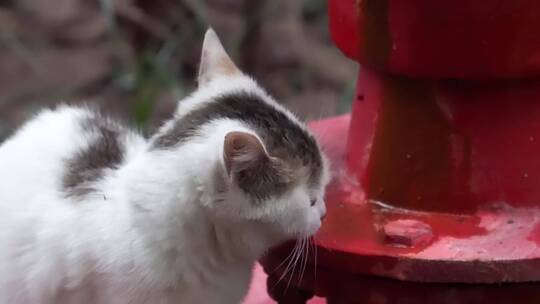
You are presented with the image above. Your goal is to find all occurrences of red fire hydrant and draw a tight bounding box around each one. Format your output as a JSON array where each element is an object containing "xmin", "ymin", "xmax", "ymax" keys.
[{"xmin": 261, "ymin": 0, "xmax": 540, "ymax": 303}]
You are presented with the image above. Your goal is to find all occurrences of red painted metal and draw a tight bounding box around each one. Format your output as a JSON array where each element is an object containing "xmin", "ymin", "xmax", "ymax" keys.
[
  {"xmin": 262, "ymin": 253, "xmax": 540, "ymax": 304},
  {"xmin": 264, "ymin": 114, "xmax": 540, "ymax": 283},
  {"xmin": 329, "ymin": 0, "xmax": 540, "ymax": 78},
  {"xmin": 261, "ymin": 0, "xmax": 540, "ymax": 302}
]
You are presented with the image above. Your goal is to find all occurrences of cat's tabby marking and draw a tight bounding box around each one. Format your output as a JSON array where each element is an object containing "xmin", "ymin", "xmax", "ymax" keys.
[{"xmin": 63, "ymin": 116, "xmax": 128, "ymax": 198}]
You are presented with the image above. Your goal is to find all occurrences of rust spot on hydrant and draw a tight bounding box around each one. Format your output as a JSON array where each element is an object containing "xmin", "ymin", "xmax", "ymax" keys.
[{"xmin": 383, "ymin": 219, "xmax": 434, "ymax": 247}]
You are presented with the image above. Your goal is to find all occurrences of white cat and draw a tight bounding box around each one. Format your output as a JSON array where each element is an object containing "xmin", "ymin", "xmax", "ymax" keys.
[{"xmin": 0, "ymin": 28, "xmax": 329, "ymax": 304}]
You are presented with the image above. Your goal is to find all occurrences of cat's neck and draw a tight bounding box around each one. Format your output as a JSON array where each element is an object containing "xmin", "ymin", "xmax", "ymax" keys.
[{"xmin": 110, "ymin": 141, "xmax": 270, "ymax": 270}]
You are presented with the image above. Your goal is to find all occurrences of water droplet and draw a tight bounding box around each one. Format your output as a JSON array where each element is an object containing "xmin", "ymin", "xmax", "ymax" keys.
[
  {"xmin": 530, "ymin": 136, "xmax": 535, "ymax": 142},
  {"xmin": 406, "ymin": 154, "xmax": 412, "ymax": 159},
  {"xmin": 523, "ymin": 173, "xmax": 529, "ymax": 178}
]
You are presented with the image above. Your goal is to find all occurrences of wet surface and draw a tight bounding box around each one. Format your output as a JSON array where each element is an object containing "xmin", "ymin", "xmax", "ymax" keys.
[
  {"xmin": 314, "ymin": 271, "xmax": 540, "ymax": 304},
  {"xmin": 260, "ymin": 244, "xmax": 540, "ymax": 303},
  {"xmin": 260, "ymin": 115, "xmax": 540, "ymax": 302},
  {"xmin": 291, "ymin": 114, "xmax": 540, "ymax": 283},
  {"xmin": 315, "ymin": 177, "xmax": 488, "ymax": 257}
]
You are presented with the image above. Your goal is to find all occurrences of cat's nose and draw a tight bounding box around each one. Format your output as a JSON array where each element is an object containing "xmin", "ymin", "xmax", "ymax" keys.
[
  {"xmin": 320, "ymin": 213, "xmax": 327, "ymax": 221},
  {"xmin": 319, "ymin": 202, "xmax": 327, "ymax": 221}
]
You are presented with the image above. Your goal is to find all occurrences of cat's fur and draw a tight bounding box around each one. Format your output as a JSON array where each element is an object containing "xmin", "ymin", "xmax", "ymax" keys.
[{"xmin": 0, "ymin": 29, "xmax": 329, "ymax": 304}]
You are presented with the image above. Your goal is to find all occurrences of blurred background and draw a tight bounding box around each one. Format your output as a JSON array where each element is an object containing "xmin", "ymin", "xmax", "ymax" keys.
[{"xmin": 0, "ymin": 0, "xmax": 357, "ymax": 139}]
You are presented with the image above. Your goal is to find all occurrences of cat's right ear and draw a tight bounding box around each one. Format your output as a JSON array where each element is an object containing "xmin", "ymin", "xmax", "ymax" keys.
[
  {"xmin": 198, "ymin": 28, "xmax": 241, "ymax": 86},
  {"xmin": 223, "ymin": 131, "xmax": 268, "ymax": 177}
]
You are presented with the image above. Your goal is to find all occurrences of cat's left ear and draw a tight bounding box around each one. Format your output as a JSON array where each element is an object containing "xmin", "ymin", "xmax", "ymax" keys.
[
  {"xmin": 198, "ymin": 28, "xmax": 241, "ymax": 86},
  {"xmin": 223, "ymin": 131, "xmax": 268, "ymax": 177}
]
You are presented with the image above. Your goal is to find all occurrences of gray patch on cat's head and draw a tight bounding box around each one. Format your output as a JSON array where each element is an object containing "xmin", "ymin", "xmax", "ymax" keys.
[
  {"xmin": 152, "ymin": 92, "xmax": 323, "ymax": 201},
  {"xmin": 235, "ymin": 156, "xmax": 296, "ymax": 201},
  {"xmin": 62, "ymin": 116, "xmax": 125, "ymax": 198},
  {"xmin": 223, "ymin": 131, "xmax": 298, "ymax": 201}
]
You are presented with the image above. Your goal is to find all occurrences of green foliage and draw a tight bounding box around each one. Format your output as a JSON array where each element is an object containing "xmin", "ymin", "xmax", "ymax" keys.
[
  {"xmin": 337, "ymin": 70, "xmax": 358, "ymax": 115},
  {"xmin": 302, "ymin": 0, "xmax": 327, "ymax": 22}
]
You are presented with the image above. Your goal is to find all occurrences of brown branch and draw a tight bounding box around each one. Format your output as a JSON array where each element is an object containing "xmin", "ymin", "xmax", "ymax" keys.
[{"xmin": 113, "ymin": 0, "xmax": 171, "ymax": 40}]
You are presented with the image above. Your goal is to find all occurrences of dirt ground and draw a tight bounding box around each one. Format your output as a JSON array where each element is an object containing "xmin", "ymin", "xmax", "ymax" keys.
[{"xmin": 0, "ymin": 0, "xmax": 357, "ymax": 139}]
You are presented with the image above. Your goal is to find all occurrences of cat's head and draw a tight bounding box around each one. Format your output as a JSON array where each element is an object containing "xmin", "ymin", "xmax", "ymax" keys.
[{"xmin": 154, "ymin": 29, "xmax": 330, "ymax": 246}]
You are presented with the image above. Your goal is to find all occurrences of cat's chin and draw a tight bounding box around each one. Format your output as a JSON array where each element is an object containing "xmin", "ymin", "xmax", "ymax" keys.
[
  {"xmin": 275, "ymin": 226, "xmax": 320, "ymax": 244},
  {"xmin": 295, "ymin": 227, "xmax": 321, "ymax": 240}
]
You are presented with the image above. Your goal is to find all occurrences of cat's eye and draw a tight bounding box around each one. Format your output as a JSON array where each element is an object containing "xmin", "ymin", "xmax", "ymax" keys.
[{"xmin": 310, "ymin": 199, "xmax": 317, "ymax": 207}]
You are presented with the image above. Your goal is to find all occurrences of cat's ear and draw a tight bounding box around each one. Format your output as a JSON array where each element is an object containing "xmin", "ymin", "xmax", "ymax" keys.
[
  {"xmin": 198, "ymin": 28, "xmax": 241, "ymax": 86},
  {"xmin": 223, "ymin": 131, "xmax": 268, "ymax": 177}
]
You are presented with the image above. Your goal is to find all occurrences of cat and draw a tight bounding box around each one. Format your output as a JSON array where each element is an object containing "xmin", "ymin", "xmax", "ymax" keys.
[{"xmin": 0, "ymin": 28, "xmax": 329, "ymax": 304}]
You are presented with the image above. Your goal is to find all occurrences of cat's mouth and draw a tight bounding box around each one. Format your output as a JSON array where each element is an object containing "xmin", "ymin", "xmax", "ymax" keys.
[{"xmin": 299, "ymin": 222, "xmax": 322, "ymax": 239}]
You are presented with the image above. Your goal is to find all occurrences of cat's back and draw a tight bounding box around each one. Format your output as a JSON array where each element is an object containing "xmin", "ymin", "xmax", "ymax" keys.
[
  {"xmin": 0, "ymin": 105, "xmax": 142, "ymax": 206},
  {"xmin": 0, "ymin": 106, "xmax": 89, "ymax": 203}
]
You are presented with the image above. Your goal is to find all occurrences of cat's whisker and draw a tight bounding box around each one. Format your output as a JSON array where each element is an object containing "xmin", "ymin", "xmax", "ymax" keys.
[
  {"xmin": 285, "ymin": 240, "xmax": 304, "ymax": 289},
  {"xmin": 285, "ymin": 238, "xmax": 305, "ymax": 291},
  {"xmin": 295, "ymin": 238, "xmax": 305, "ymax": 286},
  {"xmin": 273, "ymin": 241, "xmax": 299, "ymax": 273},
  {"xmin": 306, "ymin": 238, "xmax": 312, "ymax": 278},
  {"xmin": 298, "ymin": 237, "xmax": 309, "ymax": 285},
  {"xmin": 272, "ymin": 241, "xmax": 302, "ymax": 289},
  {"xmin": 291, "ymin": 237, "xmax": 308, "ymax": 289},
  {"xmin": 274, "ymin": 240, "xmax": 301, "ymax": 287},
  {"xmin": 312, "ymin": 237, "xmax": 318, "ymax": 281},
  {"xmin": 290, "ymin": 239, "xmax": 304, "ymax": 280}
]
